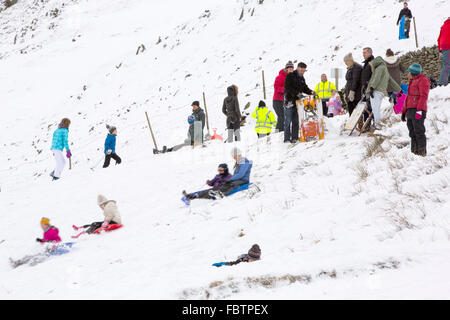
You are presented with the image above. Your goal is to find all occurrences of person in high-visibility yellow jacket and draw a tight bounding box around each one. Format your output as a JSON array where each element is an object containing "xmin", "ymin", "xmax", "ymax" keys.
[
  {"xmin": 252, "ymin": 100, "xmax": 277, "ymax": 138},
  {"xmin": 314, "ymin": 74, "xmax": 336, "ymax": 116}
]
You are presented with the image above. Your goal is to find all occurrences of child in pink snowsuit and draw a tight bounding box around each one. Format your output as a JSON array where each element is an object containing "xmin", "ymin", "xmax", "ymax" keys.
[
  {"xmin": 36, "ymin": 217, "xmax": 61, "ymax": 243},
  {"xmin": 327, "ymin": 90, "xmax": 343, "ymax": 117}
]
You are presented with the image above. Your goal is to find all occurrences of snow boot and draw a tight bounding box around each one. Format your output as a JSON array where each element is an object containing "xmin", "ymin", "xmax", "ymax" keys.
[
  {"xmin": 49, "ymin": 171, "xmax": 54, "ymax": 178},
  {"xmin": 52, "ymin": 177, "xmax": 60, "ymax": 181}
]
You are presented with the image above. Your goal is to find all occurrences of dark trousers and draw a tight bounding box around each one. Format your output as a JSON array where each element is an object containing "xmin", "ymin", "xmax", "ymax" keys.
[
  {"xmin": 321, "ymin": 98, "xmax": 329, "ymax": 115},
  {"xmin": 83, "ymin": 220, "xmax": 118, "ymax": 234},
  {"xmin": 273, "ymin": 100, "xmax": 284, "ymax": 131},
  {"xmin": 257, "ymin": 133, "xmax": 270, "ymax": 138},
  {"xmin": 284, "ymin": 106, "xmax": 299, "ymax": 142},
  {"xmin": 406, "ymin": 108, "xmax": 426, "ymax": 154},
  {"xmin": 405, "ymin": 19, "xmax": 411, "ymax": 38},
  {"xmin": 186, "ymin": 189, "xmax": 214, "ymax": 200},
  {"xmin": 220, "ymin": 180, "xmax": 248, "ymax": 196},
  {"xmin": 347, "ymin": 100, "xmax": 358, "ymax": 116},
  {"xmin": 103, "ymin": 153, "xmax": 122, "ymax": 168}
]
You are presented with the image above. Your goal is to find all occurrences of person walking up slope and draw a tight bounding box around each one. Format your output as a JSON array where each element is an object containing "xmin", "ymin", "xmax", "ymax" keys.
[
  {"xmin": 222, "ymin": 85, "xmax": 241, "ymax": 143},
  {"xmin": 401, "ymin": 64, "xmax": 430, "ymax": 156},
  {"xmin": 103, "ymin": 125, "xmax": 122, "ymax": 168},
  {"xmin": 252, "ymin": 100, "xmax": 277, "ymax": 138},
  {"xmin": 50, "ymin": 118, "xmax": 71, "ymax": 181}
]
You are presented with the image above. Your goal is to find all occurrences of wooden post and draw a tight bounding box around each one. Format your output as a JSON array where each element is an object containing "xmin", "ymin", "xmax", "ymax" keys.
[
  {"xmin": 262, "ymin": 70, "xmax": 266, "ymax": 100},
  {"xmin": 69, "ymin": 158, "xmax": 72, "ymax": 170},
  {"xmin": 334, "ymin": 68, "xmax": 339, "ymax": 91},
  {"xmin": 413, "ymin": 17, "xmax": 418, "ymax": 48},
  {"xmin": 145, "ymin": 111, "xmax": 158, "ymax": 150},
  {"xmin": 202, "ymin": 92, "xmax": 211, "ymax": 137}
]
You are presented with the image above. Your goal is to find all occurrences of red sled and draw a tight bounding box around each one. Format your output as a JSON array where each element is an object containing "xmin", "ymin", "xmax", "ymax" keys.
[{"xmin": 93, "ymin": 224, "xmax": 123, "ymax": 234}]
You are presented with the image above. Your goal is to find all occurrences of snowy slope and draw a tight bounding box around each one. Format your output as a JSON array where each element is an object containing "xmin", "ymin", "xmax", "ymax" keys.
[{"xmin": 0, "ymin": 0, "xmax": 449, "ymax": 299}]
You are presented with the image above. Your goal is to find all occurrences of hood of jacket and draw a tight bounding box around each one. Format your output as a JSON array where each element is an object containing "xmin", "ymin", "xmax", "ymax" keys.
[
  {"xmin": 384, "ymin": 56, "xmax": 399, "ymax": 65},
  {"xmin": 279, "ymin": 68, "xmax": 287, "ymax": 76},
  {"xmin": 227, "ymin": 85, "xmax": 237, "ymax": 97},
  {"xmin": 370, "ymin": 56, "xmax": 386, "ymax": 69}
]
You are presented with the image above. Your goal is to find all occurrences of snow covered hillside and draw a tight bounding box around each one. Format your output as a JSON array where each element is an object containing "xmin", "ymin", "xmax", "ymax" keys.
[{"xmin": 0, "ymin": 0, "xmax": 449, "ymax": 299}]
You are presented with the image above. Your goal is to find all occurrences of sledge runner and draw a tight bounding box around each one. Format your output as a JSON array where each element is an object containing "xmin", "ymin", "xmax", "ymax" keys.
[
  {"xmin": 210, "ymin": 147, "xmax": 252, "ymax": 198},
  {"xmin": 103, "ymin": 125, "xmax": 122, "ymax": 168},
  {"xmin": 212, "ymin": 244, "xmax": 261, "ymax": 267},
  {"xmin": 72, "ymin": 194, "xmax": 122, "ymax": 238},
  {"xmin": 182, "ymin": 163, "xmax": 232, "ymax": 202},
  {"xmin": 50, "ymin": 118, "xmax": 71, "ymax": 181},
  {"xmin": 9, "ymin": 218, "xmax": 62, "ymax": 268},
  {"xmin": 154, "ymin": 102, "xmax": 205, "ymax": 154},
  {"xmin": 251, "ymin": 100, "xmax": 277, "ymax": 138},
  {"xmin": 222, "ymin": 85, "xmax": 242, "ymax": 143}
]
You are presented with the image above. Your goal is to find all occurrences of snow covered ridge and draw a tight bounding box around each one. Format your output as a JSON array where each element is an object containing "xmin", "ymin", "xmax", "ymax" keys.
[{"xmin": 0, "ymin": 0, "xmax": 450, "ymax": 299}]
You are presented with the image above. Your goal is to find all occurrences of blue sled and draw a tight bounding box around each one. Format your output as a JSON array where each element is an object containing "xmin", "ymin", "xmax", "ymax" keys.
[
  {"xmin": 50, "ymin": 242, "xmax": 75, "ymax": 256},
  {"xmin": 399, "ymin": 16, "xmax": 407, "ymax": 40},
  {"xmin": 181, "ymin": 183, "xmax": 252, "ymax": 206}
]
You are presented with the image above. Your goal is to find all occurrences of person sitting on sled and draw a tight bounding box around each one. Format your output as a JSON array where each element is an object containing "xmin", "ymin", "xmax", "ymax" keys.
[
  {"xmin": 36, "ymin": 217, "xmax": 61, "ymax": 243},
  {"xmin": 72, "ymin": 194, "xmax": 122, "ymax": 237},
  {"xmin": 211, "ymin": 147, "xmax": 253, "ymax": 198},
  {"xmin": 213, "ymin": 244, "xmax": 261, "ymax": 267},
  {"xmin": 183, "ymin": 163, "xmax": 232, "ymax": 201}
]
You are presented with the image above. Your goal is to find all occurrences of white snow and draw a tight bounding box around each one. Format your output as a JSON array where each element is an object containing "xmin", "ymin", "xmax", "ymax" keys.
[{"xmin": 0, "ymin": 0, "xmax": 449, "ymax": 299}]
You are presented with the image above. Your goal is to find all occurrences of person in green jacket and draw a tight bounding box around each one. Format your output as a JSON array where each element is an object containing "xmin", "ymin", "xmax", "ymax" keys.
[
  {"xmin": 365, "ymin": 56, "xmax": 402, "ymax": 129},
  {"xmin": 251, "ymin": 100, "xmax": 277, "ymax": 138}
]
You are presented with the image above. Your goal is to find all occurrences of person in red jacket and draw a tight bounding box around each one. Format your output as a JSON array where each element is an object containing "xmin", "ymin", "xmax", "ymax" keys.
[
  {"xmin": 438, "ymin": 17, "xmax": 450, "ymax": 86},
  {"xmin": 272, "ymin": 61, "xmax": 294, "ymax": 132},
  {"xmin": 401, "ymin": 64, "xmax": 430, "ymax": 156}
]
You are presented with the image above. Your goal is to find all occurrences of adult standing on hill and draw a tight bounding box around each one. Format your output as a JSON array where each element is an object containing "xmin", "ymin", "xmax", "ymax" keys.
[
  {"xmin": 401, "ymin": 64, "xmax": 430, "ymax": 156},
  {"xmin": 191, "ymin": 101, "xmax": 206, "ymax": 145},
  {"xmin": 284, "ymin": 62, "xmax": 315, "ymax": 143},
  {"xmin": 437, "ymin": 17, "xmax": 450, "ymax": 87},
  {"xmin": 314, "ymin": 74, "xmax": 336, "ymax": 116},
  {"xmin": 50, "ymin": 118, "xmax": 71, "ymax": 181},
  {"xmin": 272, "ymin": 61, "xmax": 294, "ymax": 132},
  {"xmin": 222, "ymin": 85, "xmax": 241, "ymax": 143},
  {"xmin": 343, "ymin": 53, "xmax": 363, "ymax": 116},
  {"xmin": 361, "ymin": 47, "xmax": 375, "ymax": 129},
  {"xmin": 384, "ymin": 49, "xmax": 406, "ymax": 95},
  {"xmin": 397, "ymin": 2, "xmax": 412, "ymax": 38}
]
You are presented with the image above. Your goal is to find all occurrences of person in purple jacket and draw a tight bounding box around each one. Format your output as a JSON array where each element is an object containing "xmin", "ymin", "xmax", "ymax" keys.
[{"xmin": 183, "ymin": 163, "xmax": 232, "ymax": 200}]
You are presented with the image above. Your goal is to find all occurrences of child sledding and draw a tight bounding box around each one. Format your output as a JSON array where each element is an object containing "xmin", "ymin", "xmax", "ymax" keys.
[
  {"xmin": 72, "ymin": 194, "xmax": 123, "ymax": 238},
  {"xmin": 212, "ymin": 244, "xmax": 261, "ymax": 267}
]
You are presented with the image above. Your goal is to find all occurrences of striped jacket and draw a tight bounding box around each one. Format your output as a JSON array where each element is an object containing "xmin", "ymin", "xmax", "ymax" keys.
[{"xmin": 51, "ymin": 128, "xmax": 70, "ymax": 151}]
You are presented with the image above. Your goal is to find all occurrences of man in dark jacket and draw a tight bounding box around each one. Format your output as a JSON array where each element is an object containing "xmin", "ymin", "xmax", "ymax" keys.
[
  {"xmin": 397, "ymin": 2, "xmax": 413, "ymax": 38},
  {"xmin": 361, "ymin": 47, "xmax": 375, "ymax": 127},
  {"xmin": 191, "ymin": 101, "xmax": 206, "ymax": 145},
  {"xmin": 222, "ymin": 85, "xmax": 241, "ymax": 142},
  {"xmin": 283, "ymin": 62, "xmax": 315, "ymax": 143},
  {"xmin": 343, "ymin": 53, "xmax": 363, "ymax": 116}
]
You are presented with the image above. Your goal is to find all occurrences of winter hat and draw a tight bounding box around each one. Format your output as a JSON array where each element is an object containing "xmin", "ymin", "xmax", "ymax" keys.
[
  {"xmin": 258, "ymin": 100, "xmax": 266, "ymax": 107},
  {"xmin": 408, "ymin": 63, "xmax": 422, "ymax": 75},
  {"xmin": 218, "ymin": 163, "xmax": 228, "ymax": 170},
  {"xmin": 106, "ymin": 124, "xmax": 117, "ymax": 134},
  {"xmin": 248, "ymin": 244, "xmax": 261, "ymax": 260},
  {"xmin": 97, "ymin": 194, "xmax": 108, "ymax": 206},
  {"xmin": 230, "ymin": 147, "xmax": 242, "ymax": 157},
  {"xmin": 40, "ymin": 217, "xmax": 50, "ymax": 225},
  {"xmin": 285, "ymin": 61, "xmax": 294, "ymax": 69},
  {"xmin": 187, "ymin": 115, "xmax": 195, "ymax": 124},
  {"xmin": 191, "ymin": 101, "xmax": 200, "ymax": 107},
  {"xmin": 343, "ymin": 53, "xmax": 354, "ymax": 62}
]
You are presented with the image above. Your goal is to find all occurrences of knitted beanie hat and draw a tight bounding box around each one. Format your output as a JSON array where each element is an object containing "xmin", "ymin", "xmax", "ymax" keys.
[
  {"xmin": 248, "ymin": 244, "xmax": 261, "ymax": 260},
  {"xmin": 285, "ymin": 61, "xmax": 294, "ymax": 69},
  {"xmin": 408, "ymin": 63, "xmax": 422, "ymax": 75},
  {"xmin": 97, "ymin": 194, "xmax": 108, "ymax": 206},
  {"xmin": 106, "ymin": 124, "xmax": 116, "ymax": 134},
  {"xmin": 343, "ymin": 53, "xmax": 354, "ymax": 62},
  {"xmin": 191, "ymin": 101, "xmax": 200, "ymax": 107},
  {"xmin": 258, "ymin": 100, "xmax": 266, "ymax": 107},
  {"xmin": 40, "ymin": 217, "xmax": 50, "ymax": 225}
]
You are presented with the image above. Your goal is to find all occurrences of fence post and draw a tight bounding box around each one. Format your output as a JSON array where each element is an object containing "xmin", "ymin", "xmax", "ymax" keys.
[
  {"xmin": 413, "ymin": 17, "xmax": 419, "ymax": 48},
  {"xmin": 335, "ymin": 68, "xmax": 339, "ymax": 91},
  {"xmin": 262, "ymin": 70, "xmax": 266, "ymax": 100},
  {"xmin": 145, "ymin": 111, "xmax": 158, "ymax": 150},
  {"xmin": 202, "ymin": 92, "xmax": 211, "ymax": 138}
]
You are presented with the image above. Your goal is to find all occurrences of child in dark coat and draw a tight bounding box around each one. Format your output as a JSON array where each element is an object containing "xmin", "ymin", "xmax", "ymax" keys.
[
  {"xmin": 183, "ymin": 163, "xmax": 232, "ymax": 201},
  {"xmin": 103, "ymin": 125, "xmax": 122, "ymax": 168}
]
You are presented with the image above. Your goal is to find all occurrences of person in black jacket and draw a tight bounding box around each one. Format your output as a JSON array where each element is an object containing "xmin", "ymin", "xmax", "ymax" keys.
[
  {"xmin": 361, "ymin": 48, "xmax": 375, "ymax": 128},
  {"xmin": 343, "ymin": 53, "xmax": 363, "ymax": 116},
  {"xmin": 222, "ymin": 85, "xmax": 241, "ymax": 143},
  {"xmin": 397, "ymin": 2, "xmax": 412, "ymax": 38},
  {"xmin": 283, "ymin": 62, "xmax": 315, "ymax": 143},
  {"xmin": 191, "ymin": 101, "xmax": 206, "ymax": 144}
]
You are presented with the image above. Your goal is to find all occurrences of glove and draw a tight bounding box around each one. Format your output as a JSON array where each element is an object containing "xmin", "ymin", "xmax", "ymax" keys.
[
  {"xmin": 36, "ymin": 238, "xmax": 43, "ymax": 243},
  {"xmin": 66, "ymin": 150, "xmax": 72, "ymax": 158},
  {"xmin": 389, "ymin": 93, "xmax": 398, "ymax": 105},
  {"xmin": 415, "ymin": 111, "xmax": 423, "ymax": 120},
  {"xmin": 401, "ymin": 113, "xmax": 406, "ymax": 122},
  {"xmin": 106, "ymin": 149, "xmax": 112, "ymax": 155},
  {"xmin": 212, "ymin": 262, "xmax": 228, "ymax": 267},
  {"xmin": 369, "ymin": 87, "xmax": 374, "ymax": 98},
  {"xmin": 101, "ymin": 221, "xmax": 109, "ymax": 228},
  {"xmin": 348, "ymin": 90, "xmax": 355, "ymax": 102}
]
